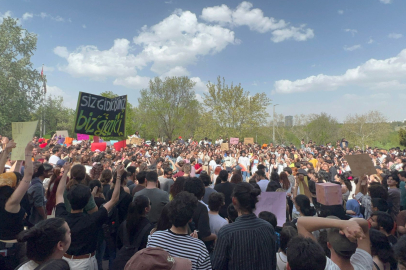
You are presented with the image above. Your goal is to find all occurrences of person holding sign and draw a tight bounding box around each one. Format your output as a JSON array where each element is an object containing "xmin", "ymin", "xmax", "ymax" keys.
[{"xmin": 0, "ymin": 142, "xmax": 34, "ymax": 270}]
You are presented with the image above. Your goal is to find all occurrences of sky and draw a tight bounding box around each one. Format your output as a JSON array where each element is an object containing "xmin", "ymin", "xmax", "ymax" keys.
[{"xmin": 1, "ymin": 0, "xmax": 406, "ymax": 122}]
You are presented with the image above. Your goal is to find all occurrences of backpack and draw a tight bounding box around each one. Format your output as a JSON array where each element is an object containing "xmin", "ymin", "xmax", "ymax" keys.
[{"xmin": 111, "ymin": 221, "xmax": 154, "ymax": 270}]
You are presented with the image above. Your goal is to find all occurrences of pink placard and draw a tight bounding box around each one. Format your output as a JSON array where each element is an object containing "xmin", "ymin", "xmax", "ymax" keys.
[
  {"xmin": 230, "ymin": 137, "xmax": 239, "ymax": 145},
  {"xmin": 254, "ymin": 192, "xmax": 287, "ymax": 227},
  {"xmin": 77, "ymin": 134, "xmax": 89, "ymax": 141}
]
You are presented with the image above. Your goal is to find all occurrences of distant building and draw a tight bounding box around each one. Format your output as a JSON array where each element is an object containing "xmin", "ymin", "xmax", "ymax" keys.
[
  {"xmin": 277, "ymin": 121, "xmax": 285, "ymax": 127},
  {"xmin": 285, "ymin": 115, "xmax": 293, "ymax": 127}
]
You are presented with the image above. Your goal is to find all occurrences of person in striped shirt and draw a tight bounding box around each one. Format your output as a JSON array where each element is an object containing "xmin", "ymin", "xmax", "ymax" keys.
[{"xmin": 147, "ymin": 191, "xmax": 211, "ymax": 270}]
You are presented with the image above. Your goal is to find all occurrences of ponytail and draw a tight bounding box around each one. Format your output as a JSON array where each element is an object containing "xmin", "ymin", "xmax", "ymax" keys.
[{"xmin": 232, "ymin": 182, "xmax": 261, "ymax": 213}]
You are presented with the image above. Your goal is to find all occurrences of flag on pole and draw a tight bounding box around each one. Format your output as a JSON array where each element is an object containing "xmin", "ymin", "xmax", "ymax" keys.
[
  {"xmin": 41, "ymin": 66, "xmax": 43, "ymax": 78},
  {"xmin": 43, "ymin": 80, "xmax": 46, "ymax": 94}
]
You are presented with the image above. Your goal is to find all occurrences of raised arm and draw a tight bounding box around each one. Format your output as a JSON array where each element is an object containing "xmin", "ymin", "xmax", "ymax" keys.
[
  {"xmin": 103, "ymin": 164, "xmax": 124, "ymax": 212},
  {"xmin": 56, "ymin": 163, "xmax": 71, "ymax": 205},
  {"xmin": 5, "ymin": 142, "xmax": 34, "ymax": 213},
  {"xmin": 0, "ymin": 140, "xmax": 16, "ymax": 173}
]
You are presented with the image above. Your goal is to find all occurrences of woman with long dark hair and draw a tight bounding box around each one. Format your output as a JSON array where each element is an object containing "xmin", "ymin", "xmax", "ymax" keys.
[
  {"xmin": 169, "ymin": 176, "xmax": 187, "ymax": 201},
  {"xmin": 279, "ymin": 172, "xmax": 291, "ymax": 193},
  {"xmin": 112, "ymin": 195, "xmax": 152, "ymax": 270},
  {"xmin": 0, "ymin": 142, "xmax": 34, "ymax": 270},
  {"xmin": 46, "ymin": 166, "xmax": 69, "ymax": 216}
]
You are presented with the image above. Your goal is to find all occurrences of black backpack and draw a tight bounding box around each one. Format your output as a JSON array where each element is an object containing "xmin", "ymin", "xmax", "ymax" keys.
[{"xmin": 111, "ymin": 221, "xmax": 154, "ymax": 270}]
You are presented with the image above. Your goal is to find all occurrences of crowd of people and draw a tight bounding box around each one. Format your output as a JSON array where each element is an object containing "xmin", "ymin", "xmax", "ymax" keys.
[{"xmin": 0, "ymin": 133, "xmax": 406, "ymax": 270}]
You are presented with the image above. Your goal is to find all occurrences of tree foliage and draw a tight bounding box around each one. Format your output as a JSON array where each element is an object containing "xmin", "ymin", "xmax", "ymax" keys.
[
  {"xmin": 31, "ymin": 95, "xmax": 75, "ymax": 136},
  {"xmin": 307, "ymin": 113, "xmax": 340, "ymax": 145},
  {"xmin": 203, "ymin": 76, "xmax": 271, "ymax": 138},
  {"xmin": 342, "ymin": 110, "xmax": 390, "ymax": 150},
  {"xmin": 0, "ymin": 18, "xmax": 43, "ymax": 137},
  {"xmin": 399, "ymin": 128, "xmax": 406, "ymax": 147},
  {"xmin": 138, "ymin": 77, "xmax": 200, "ymax": 140}
]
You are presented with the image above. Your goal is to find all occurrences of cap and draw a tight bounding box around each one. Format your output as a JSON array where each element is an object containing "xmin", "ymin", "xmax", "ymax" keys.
[
  {"xmin": 234, "ymin": 165, "xmax": 242, "ymax": 171},
  {"xmin": 56, "ymin": 159, "xmax": 67, "ymax": 167},
  {"xmin": 327, "ymin": 227, "xmax": 357, "ymax": 258},
  {"xmin": 297, "ymin": 169, "xmax": 308, "ymax": 176},
  {"xmin": 124, "ymin": 247, "xmax": 192, "ymax": 270}
]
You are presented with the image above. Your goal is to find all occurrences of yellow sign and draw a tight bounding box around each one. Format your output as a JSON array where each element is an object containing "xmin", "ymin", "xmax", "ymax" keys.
[{"xmin": 11, "ymin": 121, "xmax": 38, "ymax": 161}]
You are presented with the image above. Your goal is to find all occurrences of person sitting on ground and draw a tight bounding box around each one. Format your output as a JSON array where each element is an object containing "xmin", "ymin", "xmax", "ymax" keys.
[
  {"xmin": 55, "ymin": 163, "xmax": 123, "ymax": 269},
  {"xmin": 147, "ymin": 191, "xmax": 211, "ymax": 270},
  {"xmin": 296, "ymin": 216, "xmax": 373, "ymax": 270},
  {"xmin": 208, "ymin": 192, "xmax": 228, "ymax": 236},
  {"xmin": 212, "ymin": 182, "xmax": 276, "ymax": 270},
  {"xmin": 16, "ymin": 218, "xmax": 71, "ymax": 270}
]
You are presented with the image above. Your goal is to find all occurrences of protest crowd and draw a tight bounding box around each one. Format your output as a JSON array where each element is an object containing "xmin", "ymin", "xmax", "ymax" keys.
[{"xmin": 1, "ymin": 132, "xmax": 406, "ymax": 270}]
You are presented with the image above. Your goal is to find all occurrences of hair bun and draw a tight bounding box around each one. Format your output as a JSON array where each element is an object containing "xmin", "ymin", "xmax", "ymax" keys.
[{"xmin": 18, "ymin": 227, "xmax": 42, "ymax": 242}]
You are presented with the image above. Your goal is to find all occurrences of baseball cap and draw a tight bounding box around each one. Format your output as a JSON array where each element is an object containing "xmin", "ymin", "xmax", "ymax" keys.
[
  {"xmin": 124, "ymin": 247, "xmax": 192, "ymax": 270},
  {"xmin": 297, "ymin": 169, "xmax": 308, "ymax": 176},
  {"xmin": 56, "ymin": 159, "xmax": 66, "ymax": 167}
]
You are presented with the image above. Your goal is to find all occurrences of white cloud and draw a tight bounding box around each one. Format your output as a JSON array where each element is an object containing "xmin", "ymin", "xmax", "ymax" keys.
[
  {"xmin": 388, "ymin": 33, "xmax": 403, "ymax": 39},
  {"xmin": 113, "ymin": 76, "xmax": 151, "ymax": 90},
  {"xmin": 201, "ymin": 2, "xmax": 313, "ymax": 42},
  {"xmin": 22, "ymin": 12, "xmax": 33, "ymax": 20},
  {"xmin": 0, "ymin": 11, "xmax": 12, "ymax": 22},
  {"xmin": 37, "ymin": 65, "xmax": 55, "ymax": 72},
  {"xmin": 344, "ymin": 44, "xmax": 361, "ymax": 51},
  {"xmin": 368, "ymin": 38, "xmax": 374, "ymax": 44},
  {"xmin": 338, "ymin": 10, "xmax": 344, "ymax": 15},
  {"xmin": 160, "ymin": 66, "xmax": 190, "ymax": 78},
  {"xmin": 133, "ymin": 10, "xmax": 236, "ymax": 74},
  {"xmin": 54, "ymin": 39, "xmax": 142, "ymax": 79},
  {"xmin": 31, "ymin": 12, "xmax": 66, "ymax": 22},
  {"xmin": 344, "ymin": 29, "xmax": 357, "ymax": 36},
  {"xmin": 164, "ymin": 0, "xmax": 173, "ymax": 4},
  {"xmin": 190, "ymin": 77, "xmax": 207, "ymax": 92},
  {"xmin": 47, "ymin": 85, "xmax": 77, "ymax": 108},
  {"xmin": 273, "ymin": 48, "xmax": 406, "ymax": 94},
  {"xmin": 271, "ymin": 25, "xmax": 314, "ymax": 43},
  {"xmin": 380, "ymin": 0, "xmax": 392, "ymax": 4},
  {"xmin": 82, "ymin": 24, "xmax": 86, "ymax": 29}
]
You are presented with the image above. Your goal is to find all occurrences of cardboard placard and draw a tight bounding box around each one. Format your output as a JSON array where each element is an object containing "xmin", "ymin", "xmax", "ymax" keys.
[
  {"xmin": 230, "ymin": 137, "xmax": 239, "ymax": 145},
  {"xmin": 77, "ymin": 134, "xmax": 89, "ymax": 141},
  {"xmin": 11, "ymin": 121, "xmax": 38, "ymax": 160},
  {"xmin": 344, "ymin": 154, "xmax": 376, "ymax": 177},
  {"xmin": 244, "ymin": 137, "xmax": 254, "ymax": 145},
  {"xmin": 131, "ymin": 137, "xmax": 143, "ymax": 145},
  {"xmin": 114, "ymin": 140, "xmax": 126, "ymax": 151},
  {"xmin": 74, "ymin": 92, "xmax": 127, "ymax": 137},
  {"xmin": 221, "ymin": 143, "xmax": 229, "ymax": 151},
  {"xmin": 316, "ymin": 182, "xmax": 343, "ymax": 206},
  {"xmin": 64, "ymin": 137, "xmax": 74, "ymax": 145},
  {"xmin": 254, "ymin": 192, "xmax": 287, "ymax": 227},
  {"xmin": 56, "ymin": 130, "xmax": 69, "ymax": 138}
]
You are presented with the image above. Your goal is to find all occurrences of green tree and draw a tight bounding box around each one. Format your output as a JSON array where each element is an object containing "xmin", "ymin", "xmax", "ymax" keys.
[
  {"xmin": 0, "ymin": 18, "xmax": 43, "ymax": 137},
  {"xmin": 100, "ymin": 91, "xmax": 138, "ymax": 138},
  {"xmin": 32, "ymin": 95, "xmax": 75, "ymax": 136},
  {"xmin": 138, "ymin": 77, "xmax": 200, "ymax": 140},
  {"xmin": 399, "ymin": 128, "xmax": 406, "ymax": 147},
  {"xmin": 203, "ymin": 76, "xmax": 271, "ymax": 137},
  {"xmin": 342, "ymin": 110, "xmax": 390, "ymax": 150},
  {"xmin": 307, "ymin": 113, "xmax": 340, "ymax": 145}
]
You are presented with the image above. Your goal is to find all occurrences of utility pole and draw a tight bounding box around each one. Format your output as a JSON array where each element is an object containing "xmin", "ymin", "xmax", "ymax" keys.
[{"xmin": 273, "ymin": 104, "xmax": 279, "ymax": 144}]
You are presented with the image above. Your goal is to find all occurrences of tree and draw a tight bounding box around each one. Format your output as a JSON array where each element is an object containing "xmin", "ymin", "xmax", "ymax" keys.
[
  {"xmin": 203, "ymin": 76, "xmax": 271, "ymax": 137},
  {"xmin": 307, "ymin": 113, "xmax": 340, "ymax": 145},
  {"xmin": 31, "ymin": 95, "xmax": 75, "ymax": 136},
  {"xmin": 0, "ymin": 18, "xmax": 43, "ymax": 138},
  {"xmin": 291, "ymin": 114, "xmax": 312, "ymax": 143},
  {"xmin": 100, "ymin": 91, "xmax": 138, "ymax": 138},
  {"xmin": 342, "ymin": 111, "xmax": 390, "ymax": 150},
  {"xmin": 138, "ymin": 77, "xmax": 200, "ymax": 140},
  {"xmin": 398, "ymin": 128, "xmax": 406, "ymax": 147}
]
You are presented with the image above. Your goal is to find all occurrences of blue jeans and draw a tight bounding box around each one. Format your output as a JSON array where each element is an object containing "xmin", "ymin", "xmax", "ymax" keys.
[{"xmin": 242, "ymin": 171, "xmax": 249, "ymax": 182}]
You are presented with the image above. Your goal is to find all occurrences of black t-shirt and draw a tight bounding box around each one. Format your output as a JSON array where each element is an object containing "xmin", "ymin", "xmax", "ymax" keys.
[
  {"xmin": 192, "ymin": 202, "xmax": 211, "ymax": 240},
  {"xmin": 94, "ymin": 197, "xmax": 106, "ymax": 209},
  {"xmin": 214, "ymin": 182, "xmax": 236, "ymax": 218},
  {"xmin": 102, "ymin": 184, "xmax": 110, "ymax": 199},
  {"xmin": 116, "ymin": 217, "xmax": 151, "ymax": 250},
  {"xmin": 0, "ymin": 207, "xmax": 25, "ymax": 240},
  {"xmin": 107, "ymin": 187, "xmax": 133, "ymax": 225},
  {"xmin": 55, "ymin": 202, "xmax": 108, "ymax": 255},
  {"xmin": 388, "ymin": 234, "xmax": 397, "ymax": 246}
]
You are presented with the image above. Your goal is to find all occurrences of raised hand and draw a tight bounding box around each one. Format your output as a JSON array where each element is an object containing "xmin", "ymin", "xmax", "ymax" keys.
[{"xmin": 6, "ymin": 140, "xmax": 17, "ymax": 150}]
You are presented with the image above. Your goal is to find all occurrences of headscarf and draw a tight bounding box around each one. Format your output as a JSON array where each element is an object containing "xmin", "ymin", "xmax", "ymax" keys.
[
  {"xmin": 346, "ymin": 199, "xmax": 363, "ymax": 218},
  {"xmin": 0, "ymin": 172, "xmax": 17, "ymax": 188}
]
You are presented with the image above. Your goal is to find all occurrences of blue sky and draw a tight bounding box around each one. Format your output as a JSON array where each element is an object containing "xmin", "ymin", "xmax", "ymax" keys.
[{"xmin": 1, "ymin": 0, "xmax": 406, "ymax": 122}]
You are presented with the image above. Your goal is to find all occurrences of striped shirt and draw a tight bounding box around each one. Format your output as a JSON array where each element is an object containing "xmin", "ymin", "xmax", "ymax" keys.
[
  {"xmin": 212, "ymin": 213, "xmax": 277, "ymax": 270},
  {"xmin": 147, "ymin": 229, "xmax": 211, "ymax": 270}
]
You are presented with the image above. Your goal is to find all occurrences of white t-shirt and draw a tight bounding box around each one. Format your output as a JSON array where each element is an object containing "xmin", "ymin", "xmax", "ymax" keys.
[
  {"xmin": 209, "ymin": 213, "xmax": 228, "ymax": 235},
  {"xmin": 257, "ymin": 179, "xmax": 270, "ymax": 192},
  {"xmin": 238, "ymin": 156, "xmax": 250, "ymax": 170},
  {"xmin": 49, "ymin": 155, "xmax": 60, "ymax": 165},
  {"xmin": 18, "ymin": 260, "xmax": 39, "ymax": 270},
  {"xmin": 277, "ymin": 252, "xmax": 287, "ymax": 270},
  {"xmin": 324, "ymin": 248, "xmax": 373, "ymax": 270}
]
